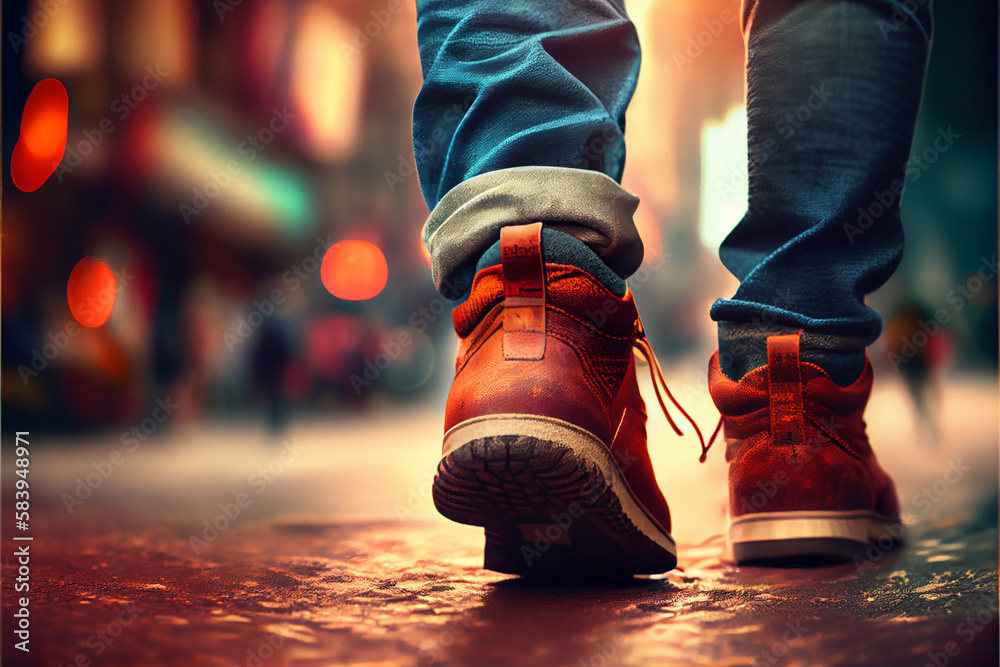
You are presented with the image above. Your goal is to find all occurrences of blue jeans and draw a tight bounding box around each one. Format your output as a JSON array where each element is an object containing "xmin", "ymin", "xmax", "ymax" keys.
[{"xmin": 413, "ymin": 0, "xmax": 932, "ymax": 383}]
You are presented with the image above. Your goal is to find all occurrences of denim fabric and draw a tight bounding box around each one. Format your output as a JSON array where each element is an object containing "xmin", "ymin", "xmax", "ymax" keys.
[
  {"xmin": 711, "ymin": 0, "xmax": 933, "ymax": 383},
  {"xmin": 413, "ymin": 0, "xmax": 931, "ymax": 384},
  {"xmin": 413, "ymin": 0, "xmax": 639, "ymax": 207}
]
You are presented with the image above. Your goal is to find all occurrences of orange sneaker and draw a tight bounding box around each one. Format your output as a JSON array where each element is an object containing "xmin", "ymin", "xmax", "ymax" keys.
[
  {"xmin": 708, "ymin": 332, "xmax": 903, "ymax": 563},
  {"xmin": 433, "ymin": 222, "xmax": 698, "ymax": 579}
]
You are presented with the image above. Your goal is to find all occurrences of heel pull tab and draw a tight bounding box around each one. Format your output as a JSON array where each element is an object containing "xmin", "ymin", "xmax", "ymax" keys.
[
  {"xmin": 767, "ymin": 332, "xmax": 805, "ymax": 446},
  {"xmin": 500, "ymin": 223, "xmax": 546, "ymax": 361}
]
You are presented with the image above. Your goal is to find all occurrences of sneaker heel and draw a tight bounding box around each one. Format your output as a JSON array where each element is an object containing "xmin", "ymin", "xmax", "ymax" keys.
[{"xmin": 432, "ymin": 419, "xmax": 677, "ymax": 578}]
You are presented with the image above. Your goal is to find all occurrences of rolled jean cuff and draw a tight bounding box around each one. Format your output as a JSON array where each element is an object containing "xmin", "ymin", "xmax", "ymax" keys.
[{"xmin": 422, "ymin": 166, "xmax": 644, "ymax": 298}]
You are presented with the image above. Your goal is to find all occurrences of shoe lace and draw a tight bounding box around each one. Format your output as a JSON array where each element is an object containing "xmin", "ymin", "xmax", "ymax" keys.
[{"xmin": 633, "ymin": 319, "xmax": 723, "ymax": 463}]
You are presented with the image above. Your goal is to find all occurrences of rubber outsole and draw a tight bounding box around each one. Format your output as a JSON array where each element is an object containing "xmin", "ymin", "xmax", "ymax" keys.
[
  {"xmin": 729, "ymin": 510, "xmax": 904, "ymax": 563},
  {"xmin": 433, "ymin": 415, "xmax": 677, "ymax": 580}
]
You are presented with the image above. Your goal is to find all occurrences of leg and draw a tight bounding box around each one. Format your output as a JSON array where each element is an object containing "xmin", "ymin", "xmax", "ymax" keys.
[
  {"xmin": 708, "ymin": 0, "xmax": 933, "ymax": 563},
  {"xmin": 712, "ymin": 0, "xmax": 933, "ymax": 385},
  {"xmin": 414, "ymin": 0, "xmax": 644, "ymax": 298},
  {"xmin": 415, "ymin": 0, "xmax": 693, "ymax": 578}
]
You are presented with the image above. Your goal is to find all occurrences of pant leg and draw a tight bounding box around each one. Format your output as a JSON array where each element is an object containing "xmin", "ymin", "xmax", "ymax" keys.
[
  {"xmin": 414, "ymin": 0, "xmax": 645, "ymax": 298},
  {"xmin": 711, "ymin": 0, "xmax": 933, "ymax": 384}
]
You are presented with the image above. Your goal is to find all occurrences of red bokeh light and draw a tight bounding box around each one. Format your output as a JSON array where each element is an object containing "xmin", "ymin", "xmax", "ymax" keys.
[
  {"xmin": 321, "ymin": 240, "xmax": 388, "ymax": 301},
  {"xmin": 67, "ymin": 257, "xmax": 117, "ymax": 327},
  {"xmin": 12, "ymin": 78, "xmax": 69, "ymax": 192}
]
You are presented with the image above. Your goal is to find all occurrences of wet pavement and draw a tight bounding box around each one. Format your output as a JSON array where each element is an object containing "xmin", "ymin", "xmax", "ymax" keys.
[{"xmin": 3, "ymin": 371, "xmax": 998, "ymax": 666}]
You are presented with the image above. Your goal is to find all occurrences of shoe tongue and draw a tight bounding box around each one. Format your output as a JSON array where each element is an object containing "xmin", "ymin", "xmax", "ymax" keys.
[{"xmin": 476, "ymin": 227, "xmax": 627, "ymax": 297}]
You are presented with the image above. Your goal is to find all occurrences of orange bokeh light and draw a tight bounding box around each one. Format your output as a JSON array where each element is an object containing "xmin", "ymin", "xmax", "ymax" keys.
[
  {"xmin": 67, "ymin": 257, "xmax": 117, "ymax": 328},
  {"xmin": 321, "ymin": 240, "xmax": 388, "ymax": 301},
  {"xmin": 12, "ymin": 78, "xmax": 68, "ymax": 192}
]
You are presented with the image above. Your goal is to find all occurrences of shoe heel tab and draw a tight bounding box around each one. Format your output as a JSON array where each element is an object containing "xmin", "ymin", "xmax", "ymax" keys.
[
  {"xmin": 501, "ymin": 223, "xmax": 546, "ymax": 360},
  {"xmin": 767, "ymin": 332, "xmax": 805, "ymax": 446},
  {"xmin": 766, "ymin": 332, "xmax": 802, "ymax": 370}
]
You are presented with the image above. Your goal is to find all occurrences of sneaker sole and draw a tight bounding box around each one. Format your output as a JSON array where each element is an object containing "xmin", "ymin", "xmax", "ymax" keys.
[
  {"xmin": 728, "ymin": 510, "xmax": 904, "ymax": 563},
  {"xmin": 433, "ymin": 414, "xmax": 677, "ymax": 580}
]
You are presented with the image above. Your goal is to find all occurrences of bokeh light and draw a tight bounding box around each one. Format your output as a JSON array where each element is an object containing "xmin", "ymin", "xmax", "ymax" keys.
[
  {"xmin": 12, "ymin": 78, "xmax": 69, "ymax": 192},
  {"xmin": 699, "ymin": 104, "xmax": 748, "ymax": 249},
  {"xmin": 290, "ymin": 1, "xmax": 364, "ymax": 161},
  {"xmin": 118, "ymin": 0, "xmax": 194, "ymax": 87},
  {"xmin": 380, "ymin": 326, "xmax": 436, "ymax": 393},
  {"xmin": 25, "ymin": 0, "xmax": 105, "ymax": 76},
  {"xmin": 67, "ymin": 257, "xmax": 118, "ymax": 328},
  {"xmin": 321, "ymin": 241, "xmax": 388, "ymax": 301}
]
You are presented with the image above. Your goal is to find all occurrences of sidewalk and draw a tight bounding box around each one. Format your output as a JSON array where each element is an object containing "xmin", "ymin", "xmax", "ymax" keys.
[{"xmin": 3, "ymin": 372, "xmax": 997, "ymax": 666}]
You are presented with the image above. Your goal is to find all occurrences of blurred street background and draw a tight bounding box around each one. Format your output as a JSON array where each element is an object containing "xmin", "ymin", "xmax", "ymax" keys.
[{"xmin": 1, "ymin": 1, "xmax": 997, "ymax": 665}]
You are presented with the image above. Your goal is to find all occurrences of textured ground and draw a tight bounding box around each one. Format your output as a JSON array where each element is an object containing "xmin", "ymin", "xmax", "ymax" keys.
[{"xmin": 2, "ymin": 371, "xmax": 997, "ymax": 666}]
